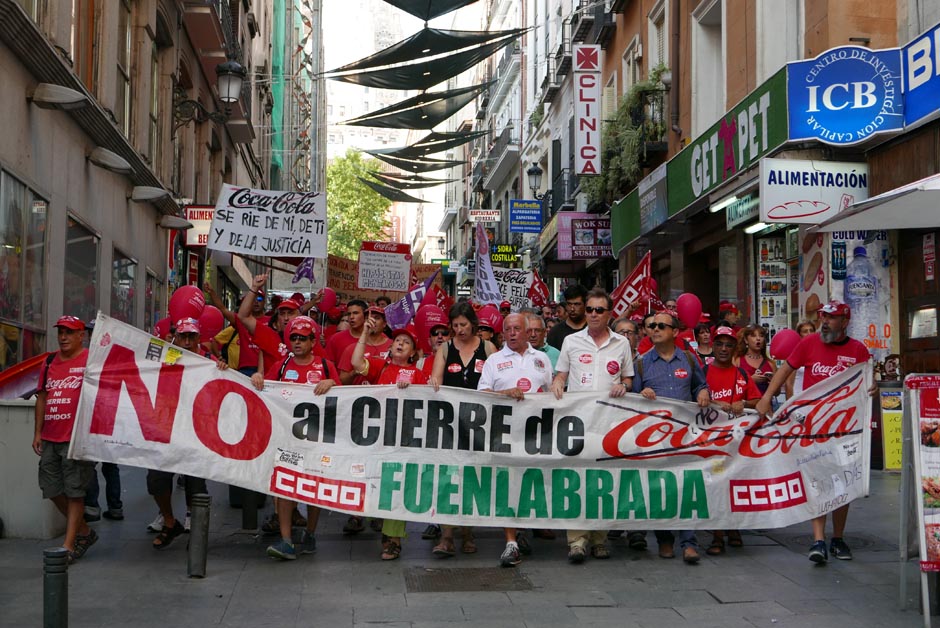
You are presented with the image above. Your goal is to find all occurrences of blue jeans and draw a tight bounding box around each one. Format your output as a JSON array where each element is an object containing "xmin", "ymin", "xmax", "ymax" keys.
[
  {"xmin": 84, "ymin": 462, "xmax": 123, "ymax": 511},
  {"xmin": 655, "ymin": 529, "xmax": 698, "ymax": 550}
]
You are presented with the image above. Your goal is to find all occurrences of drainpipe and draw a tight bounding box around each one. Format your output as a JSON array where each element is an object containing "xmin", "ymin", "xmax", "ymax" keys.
[{"xmin": 670, "ymin": 0, "xmax": 681, "ymax": 137}]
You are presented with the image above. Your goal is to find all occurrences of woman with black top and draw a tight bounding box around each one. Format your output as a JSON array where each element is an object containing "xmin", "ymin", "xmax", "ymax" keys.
[
  {"xmin": 694, "ymin": 324, "xmax": 715, "ymax": 366},
  {"xmin": 429, "ymin": 301, "xmax": 496, "ymax": 557}
]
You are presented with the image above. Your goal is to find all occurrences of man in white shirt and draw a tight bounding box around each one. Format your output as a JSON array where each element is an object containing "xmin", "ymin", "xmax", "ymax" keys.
[
  {"xmin": 550, "ymin": 288, "xmax": 634, "ymax": 564},
  {"xmin": 478, "ymin": 313, "xmax": 552, "ymax": 568}
]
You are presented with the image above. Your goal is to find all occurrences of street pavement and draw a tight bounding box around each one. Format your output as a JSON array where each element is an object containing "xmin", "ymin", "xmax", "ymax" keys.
[{"xmin": 0, "ymin": 467, "xmax": 928, "ymax": 628}]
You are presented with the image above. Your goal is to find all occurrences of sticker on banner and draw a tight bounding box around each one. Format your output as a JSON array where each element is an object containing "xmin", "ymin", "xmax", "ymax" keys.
[
  {"xmin": 350, "ymin": 463, "xmax": 366, "ymax": 477},
  {"xmin": 164, "ymin": 347, "xmax": 182, "ymax": 365},
  {"xmin": 277, "ymin": 448, "xmax": 304, "ymax": 468},
  {"xmin": 146, "ymin": 340, "xmax": 165, "ymax": 362},
  {"xmin": 280, "ymin": 388, "xmax": 294, "ymax": 400},
  {"xmin": 320, "ymin": 455, "xmax": 333, "ymax": 468}
]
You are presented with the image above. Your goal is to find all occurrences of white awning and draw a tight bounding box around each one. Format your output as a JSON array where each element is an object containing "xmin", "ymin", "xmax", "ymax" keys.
[{"xmin": 815, "ymin": 172, "xmax": 940, "ymax": 232}]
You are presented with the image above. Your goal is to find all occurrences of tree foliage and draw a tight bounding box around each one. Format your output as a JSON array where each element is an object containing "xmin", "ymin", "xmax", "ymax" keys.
[{"xmin": 326, "ymin": 149, "xmax": 393, "ymax": 259}]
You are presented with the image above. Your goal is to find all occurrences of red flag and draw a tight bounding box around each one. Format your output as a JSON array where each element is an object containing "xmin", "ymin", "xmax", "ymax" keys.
[
  {"xmin": 528, "ymin": 268, "xmax": 550, "ymax": 307},
  {"xmin": 420, "ymin": 284, "xmax": 454, "ymax": 313},
  {"xmin": 611, "ymin": 252, "xmax": 662, "ymax": 317}
]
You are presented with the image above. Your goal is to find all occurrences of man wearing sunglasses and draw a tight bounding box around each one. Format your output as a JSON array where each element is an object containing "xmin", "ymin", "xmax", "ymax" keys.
[
  {"xmin": 546, "ymin": 284, "xmax": 588, "ymax": 350},
  {"xmin": 632, "ymin": 310, "xmax": 710, "ymax": 565},
  {"xmin": 551, "ymin": 288, "xmax": 634, "ymax": 565}
]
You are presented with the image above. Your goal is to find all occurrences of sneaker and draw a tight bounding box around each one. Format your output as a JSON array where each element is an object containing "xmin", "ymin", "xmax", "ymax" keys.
[
  {"xmin": 627, "ymin": 531, "xmax": 648, "ymax": 551},
  {"xmin": 421, "ymin": 524, "xmax": 441, "ymax": 540},
  {"xmin": 808, "ymin": 540, "xmax": 828, "ymax": 563},
  {"xmin": 607, "ymin": 530, "xmax": 623, "ymax": 539},
  {"xmin": 102, "ymin": 508, "xmax": 124, "ymax": 521},
  {"xmin": 146, "ymin": 513, "xmax": 164, "ymax": 533},
  {"xmin": 299, "ymin": 531, "xmax": 317, "ymax": 555},
  {"xmin": 517, "ymin": 532, "xmax": 532, "ymax": 556},
  {"xmin": 266, "ymin": 538, "xmax": 298, "ymax": 560},
  {"xmin": 829, "ymin": 537, "xmax": 853, "ymax": 560},
  {"xmin": 567, "ymin": 545, "xmax": 586, "ymax": 564},
  {"xmin": 500, "ymin": 543, "xmax": 521, "ymax": 567},
  {"xmin": 260, "ymin": 513, "xmax": 280, "ymax": 536},
  {"xmin": 183, "ymin": 512, "xmax": 191, "ymax": 532},
  {"xmin": 83, "ymin": 506, "xmax": 101, "ymax": 522}
]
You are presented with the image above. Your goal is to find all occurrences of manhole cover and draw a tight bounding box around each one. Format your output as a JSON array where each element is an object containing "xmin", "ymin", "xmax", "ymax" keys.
[{"xmin": 404, "ymin": 567, "xmax": 533, "ymax": 593}]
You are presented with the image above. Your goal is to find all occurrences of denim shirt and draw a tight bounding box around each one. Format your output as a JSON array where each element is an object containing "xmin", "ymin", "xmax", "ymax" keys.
[{"xmin": 631, "ymin": 347, "xmax": 708, "ymax": 402}]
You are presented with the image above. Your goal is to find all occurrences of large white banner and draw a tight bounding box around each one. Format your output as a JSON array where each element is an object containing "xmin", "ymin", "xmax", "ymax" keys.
[
  {"xmin": 208, "ymin": 183, "xmax": 327, "ymax": 257},
  {"xmin": 71, "ymin": 316, "xmax": 873, "ymax": 530}
]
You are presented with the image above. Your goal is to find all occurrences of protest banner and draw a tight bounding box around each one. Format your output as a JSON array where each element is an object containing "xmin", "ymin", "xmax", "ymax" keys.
[
  {"xmin": 326, "ymin": 255, "xmax": 439, "ymax": 304},
  {"xmin": 492, "ymin": 267, "xmax": 535, "ymax": 311},
  {"xmin": 358, "ymin": 242, "xmax": 412, "ymax": 292},
  {"xmin": 208, "ymin": 183, "xmax": 327, "ymax": 257},
  {"xmin": 472, "ymin": 223, "xmax": 503, "ymax": 306},
  {"xmin": 72, "ymin": 315, "xmax": 873, "ymax": 530}
]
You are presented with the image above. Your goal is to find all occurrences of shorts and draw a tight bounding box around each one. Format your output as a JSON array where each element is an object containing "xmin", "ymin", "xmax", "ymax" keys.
[{"xmin": 38, "ymin": 440, "xmax": 95, "ymax": 499}]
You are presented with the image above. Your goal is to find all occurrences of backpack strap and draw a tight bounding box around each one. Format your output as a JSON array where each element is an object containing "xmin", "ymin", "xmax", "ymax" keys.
[
  {"xmin": 39, "ymin": 352, "xmax": 56, "ymax": 392},
  {"xmin": 277, "ymin": 355, "xmax": 293, "ymax": 380}
]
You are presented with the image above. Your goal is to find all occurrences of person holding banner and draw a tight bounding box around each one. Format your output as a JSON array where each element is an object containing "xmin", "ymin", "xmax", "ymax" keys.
[
  {"xmin": 550, "ymin": 289, "xmax": 634, "ymax": 564},
  {"xmin": 238, "ymin": 274, "xmax": 308, "ymax": 374},
  {"xmin": 326, "ymin": 299, "xmax": 367, "ymax": 364},
  {"xmin": 477, "ymin": 313, "xmax": 553, "ymax": 568},
  {"xmin": 351, "ymin": 321, "xmax": 429, "ymax": 560},
  {"xmin": 251, "ymin": 315, "xmax": 339, "ymax": 561},
  {"xmin": 756, "ymin": 300, "xmax": 872, "ymax": 564},
  {"xmin": 338, "ymin": 306, "xmax": 392, "ymax": 386},
  {"xmin": 630, "ymin": 310, "xmax": 710, "ymax": 564}
]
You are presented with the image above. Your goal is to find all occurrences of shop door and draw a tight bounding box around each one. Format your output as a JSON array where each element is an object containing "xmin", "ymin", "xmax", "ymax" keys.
[{"xmin": 899, "ymin": 228, "xmax": 940, "ymax": 373}]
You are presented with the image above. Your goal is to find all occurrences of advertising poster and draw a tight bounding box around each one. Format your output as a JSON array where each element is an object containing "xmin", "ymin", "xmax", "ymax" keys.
[
  {"xmin": 508, "ymin": 199, "xmax": 542, "ymax": 233},
  {"xmin": 570, "ymin": 218, "xmax": 612, "ymax": 259},
  {"xmin": 556, "ymin": 212, "xmax": 593, "ymax": 260},
  {"xmin": 880, "ymin": 388, "xmax": 903, "ymax": 471},
  {"xmin": 907, "ymin": 374, "xmax": 940, "ymax": 571},
  {"xmin": 797, "ymin": 228, "xmax": 830, "ymax": 323}
]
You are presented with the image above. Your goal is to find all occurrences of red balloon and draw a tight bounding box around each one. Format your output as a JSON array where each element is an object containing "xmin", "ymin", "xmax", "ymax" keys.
[
  {"xmin": 770, "ymin": 328, "xmax": 801, "ymax": 361},
  {"xmin": 477, "ymin": 304, "xmax": 503, "ymax": 335},
  {"xmin": 415, "ymin": 305, "xmax": 447, "ymax": 353},
  {"xmin": 198, "ymin": 305, "xmax": 225, "ymax": 342},
  {"xmin": 319, "ymin": 287, "xmax": 337, "ymax": 312},
  {"xmin": 675, "ymin": 293, "xmax": 702, "ymax": 329},
  {"xmin": 153, "ymin": 317, "xmax": 171, "ymax": 340},
  {"xmin": 169, "ymin": 285, "xmax": 206, "ymax": 323}
]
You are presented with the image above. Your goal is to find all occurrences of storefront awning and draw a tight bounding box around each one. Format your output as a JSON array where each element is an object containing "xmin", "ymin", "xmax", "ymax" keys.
[{"xmin": 816, "ymin": 172, "xmax": 940, "ymax": 232}]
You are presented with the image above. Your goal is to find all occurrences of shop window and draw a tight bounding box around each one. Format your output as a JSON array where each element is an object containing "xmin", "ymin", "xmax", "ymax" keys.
[
  {"xmin": 111, "ymin": 249, "xmax": 137, "ymax": 325},
  {"xmin": 145, "ymin": 271, "xmax": 164, "ymax": 334},
  {"xmin": 63, "ymin": 215, "xmax": 99, "ymax": 325}
]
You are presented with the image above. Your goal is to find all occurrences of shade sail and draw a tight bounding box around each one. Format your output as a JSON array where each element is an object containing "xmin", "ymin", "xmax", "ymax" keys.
[
  {"xmin": 368, "ymin": 130, "xmax": 488, "ymax": 159},
  {"xmin": 358, "ymin": 177, "xmax": 426, "ymax": 203},
  {"xmin": 342, "ymin": 82, "xmax": 492, "ymax": 129},
  {"xmin": 382, "ymin": 0, "xmax": 479, "ymax": 21},
  {"xmin": 815, "ymin": 172, "xmax": 940, "ymax": 232},
  {"xmin": 368, "ymin": 171, "xmax": 452, "ymax": 188},
  {"xmin": 365, "ymin": 150, "xmax": 465, "ymax": 173}
]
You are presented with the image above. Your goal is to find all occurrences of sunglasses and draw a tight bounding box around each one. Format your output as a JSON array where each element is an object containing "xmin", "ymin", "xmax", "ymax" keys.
[
  {"xmin": 289, "ymin": 334, "xmax": 312, "ymax": 342},
  {"xmin": 585, "ymin": 306, "xmax": 609, "ymax": 314},
  {"xmin": 647, "ymin": 322, "xmax": 674, "ymax": 330},
  {"xmin": 431, "ymin": 330, "xmax": 449, "ymax": 338}
]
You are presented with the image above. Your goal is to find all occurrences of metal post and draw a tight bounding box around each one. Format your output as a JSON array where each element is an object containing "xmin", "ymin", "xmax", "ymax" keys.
[
  {"xmin": 241, "ymin": 489, "xmax": 258, "ymax": 531},
  {"xmin": 43, "ymin": 547, "xmax": 68, "ymax": 628},
  {"xmin": 187, "ymin": 493, "xmax": 211, "ymax": 578}
]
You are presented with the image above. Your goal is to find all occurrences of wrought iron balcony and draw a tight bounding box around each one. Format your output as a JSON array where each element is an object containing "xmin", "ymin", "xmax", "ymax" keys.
[
  {"xmin": 631, "ymin": 86, "xmax": 668, "ymax": 165},
  {"xmin": 551, "ymin": 168, "xmax": 578, "ymax": 215},
  {"xmin": 484, "ymin": 127, "xmax": 520, "ymax": 189},
  {"xmin": 571, "ymin": 0, "xmax": 595, "ymax": 43},
  {"xmin": 541, "ymin": 57, "xmax": 561, "ymax": 102},
  {"xmin": 497, "ymin": 42, "xmax": 521, "ymax": 80},
  {"xmin": 590, "ymin": 1, "xmax": 616, "ymax": 49},
  {"xmin": 554, "ymin": 20, "xmax": 572, "ymax": 77}
]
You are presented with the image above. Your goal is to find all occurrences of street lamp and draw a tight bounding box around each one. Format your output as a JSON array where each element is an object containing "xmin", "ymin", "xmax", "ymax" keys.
[
  {"xmin": 174, "ymin": 57, "xmax": 247, "ymax": 132},
  {"xmin": 527, "ymin": 162, "xmax": 544, "ymax": 199}
]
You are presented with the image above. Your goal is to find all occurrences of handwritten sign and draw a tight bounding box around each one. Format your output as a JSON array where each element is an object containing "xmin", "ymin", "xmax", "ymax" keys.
[
  {"xmin": 880, "ymin": 389, "xmax": 902, "ymax": 471},
  {"xmin": 208, "ymin": 183, "xmax": 327, "ymax": 257},
  {"xmin": 358, "ymin": 241, "xmax": 411, "ymax": 292}
]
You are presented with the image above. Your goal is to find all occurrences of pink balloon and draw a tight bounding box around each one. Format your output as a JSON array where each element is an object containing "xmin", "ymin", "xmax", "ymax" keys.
[
  {"xmin": 415, "ymin": 305, "xmax": 447, "ymax": 353},
  {"xmin": 770, "ymin": 328, "xmax": 801, "ymax": 361},
  {"xmin": 153, "ymin": 317, "xmax": 171, "ymax": 340},
  {"xmin": 477, "ymin": 304, "xmax": 503, "ymax": 335},
  {"xmin": 169, "ymin": 285, "xmax": 206, "ymax": 323},
  {"xmin": 319, "ymin": 287, "xmax": 337, "ymax": 312},
  {"xmin": 675, "ymin": 293, "xmax": 702, "ymax": 329},
  {"xmin": 198, "ymin": 305, "xmax": 225, "ymax": 342}
]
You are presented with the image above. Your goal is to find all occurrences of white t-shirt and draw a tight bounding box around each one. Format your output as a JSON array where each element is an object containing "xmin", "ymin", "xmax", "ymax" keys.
[
  {"xmin": 478, "ymin": 344, "xmax": 553, "ymax": 393},
  {"xmin": 556, "ymin": 327, "xmax": 635, "ymax": 392}
]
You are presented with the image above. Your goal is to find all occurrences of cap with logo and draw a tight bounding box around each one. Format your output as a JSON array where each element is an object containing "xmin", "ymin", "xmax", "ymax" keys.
[
  {"xmin": 277, "ymin": 298, "xmax": 301, "ymax": 311},
  {"xmin": 175, "ymin": 317, "xmax": 201, "ymax": 334},
  {"xmin": 392, "ymin": 325, "xmax": 419, "ymax": 346},
  {"xmin": 287, "ymin": 315, "xmax": 319, "ymax": 338},
  {"xmin": 713, "ymin": 326, "xmax": 736, "ymax": 340},
  {"xmin": 367, "ymin": 305, "xmax": 387, "ymax": 318},
  {"xmin": 818, "ymin": 300, "xmax": 851, "ymax": 319},
  {"xmin": 719, "ymin": 301, "xmax": 740, "ymax": 315},
  {"xmin": 55, "ymin": 315, "xmax": 86, "ymax": 331},
  {"xmin": 499, "ymin": 300, "xmax": 511, "ymax": 310}
]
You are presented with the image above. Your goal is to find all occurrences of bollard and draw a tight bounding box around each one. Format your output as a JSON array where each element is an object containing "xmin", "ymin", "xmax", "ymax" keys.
[
  {"xmin": 43, "ymin": 547, "xmax": 68, "ymax": 628},
  {"xmin": 187, "ymin": 493, "xmax": 211, "ymax": 578},
  {"xmin": 241, "ymin": 489, "xmax": 258, "ymax": 531}
]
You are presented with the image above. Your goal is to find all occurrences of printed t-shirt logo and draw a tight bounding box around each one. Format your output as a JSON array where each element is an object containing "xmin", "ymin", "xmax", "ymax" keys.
[
  {"xmin": 396, "ymin": 369, "xmax": 414, "ymax": 384},
  {"xmin": 497, "ymin": 361, "xmax": 513, "ymax": 372},
  {"xmin": 606, "ymin": 360, "xmax": 620, "ymax": 375}
]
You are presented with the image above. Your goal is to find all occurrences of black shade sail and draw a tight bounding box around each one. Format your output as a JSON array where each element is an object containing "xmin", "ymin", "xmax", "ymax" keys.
[
  {"xmin": 343, "ymin": 82, "xmax": 492, "ymax": 129},
  {"xmin": 382, "ymin": 0, "xmax": 479, "ymax": 21},
  {"xmin": 358, "ymin": 177, "xmax": 426, "ymax": 203},
  {"xmin": 368, "ymin": 130, "xmax": 489, "ymax": 159},
  {"xmin": 365, "ymin": 150, "xmax": 465, "ymax": 173},
  {"xmin": 368, "ymin": 171, "xmax": 453, "ymax": 188}
]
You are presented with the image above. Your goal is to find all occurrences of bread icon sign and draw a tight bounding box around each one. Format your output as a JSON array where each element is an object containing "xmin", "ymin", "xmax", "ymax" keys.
[{"xmin": 766, "ymin": 200, "xmax": 830, "ymax": 220}]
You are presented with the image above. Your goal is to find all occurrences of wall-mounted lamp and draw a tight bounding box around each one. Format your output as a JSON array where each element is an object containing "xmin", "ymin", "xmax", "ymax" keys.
[
  {"xmin": 28, "ymin": 83, "xmax": 90, "ymax": 110},
  {"xmin": 527, "ymin": 162, "xmax": 546, "ymax": 200},
  {"xmin": 158, "ymin": 215, "xmax": 194, "ymax": 230},
  {"xmin": 129, "ymin": 186, "xmax": 171, "ymax": 202},
  {"xmin": 174, "ymin": 57, "xmax": 247, "ymax": 132},
  {"xmin": 660, "ymin": 71, "xmax": 673, "ymax": 90},
  {"xmin": 88, "ymin": 147, "xmax": 133, "ymax": 174}
]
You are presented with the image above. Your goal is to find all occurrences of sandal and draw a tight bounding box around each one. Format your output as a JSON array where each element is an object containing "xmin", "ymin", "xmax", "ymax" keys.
[
  {"xmin": 152, "ymin": 520, "xmax": 185, "ymax": 550},
  {"xmin": 461, "ymin": 536, "xmax": 478, "ymax": 554},
  {"xmin": 432, "ymin": 538, "xmax": 456, "ymax": 557},
  {"xmin": 72, "ymin": 528, "xmax": 98, "ymax": 560},
  {"xmin": 727, "ymin": 531, "xmax": 744, "ymax": 547},
  {"xmin": 381, "ymin": 539, "xmax": 401, "ymax": 561},
  {"xmin": 706, "ymin": 538, "xmax": 725, "ymax": 556},
  {"xmin": 591, "ymin": 544, "xmax": 611, "ymax": 559},
  {"xmin": 343, "ymin": 516, "xmax": 365, "ymax": 535},
  {"xmin": 260, "ymin": 513, "xmax": 280, "ymax": 536}
]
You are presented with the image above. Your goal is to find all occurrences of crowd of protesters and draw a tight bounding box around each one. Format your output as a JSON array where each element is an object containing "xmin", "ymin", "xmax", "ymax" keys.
[{"xmin": 34, "ymin": 277, "xmax": 873, "ymax": 568}]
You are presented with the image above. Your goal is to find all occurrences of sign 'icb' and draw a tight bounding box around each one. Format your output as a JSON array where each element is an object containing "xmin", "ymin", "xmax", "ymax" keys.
[
  {"xmin": 787, "ymin": 45, "xmax": 903, "ymax": 145},
  {"xmin": 574, "ymin": 45, "xmax": 601, "ymax": 176}
]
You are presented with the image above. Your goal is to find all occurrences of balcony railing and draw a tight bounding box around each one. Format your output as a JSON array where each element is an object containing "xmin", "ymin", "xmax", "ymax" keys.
[
  {"xmin": 497, "ymin": 42, "xmax": 520, "ymax": 79},
  {"xmin": 590, "ymin": 1, "xmax": 616, "ymax": 49},
  {"xmin": 551, "ymin": 168, "xmax": 578, "ymax": 215},
  {"xmin": 631, "ymin": 86, "xmax": 668, "ymax": 165},
  {"xmin": 554, "ymin": 20, "xmax": 572, "ymax": 77},
  {"xmin": 471, "ymin": 160, "xmax": 486, "ymax": 191},
  {"xmin": 488, "ymin": 127, "xmax": 519, "ymax": 162},
  {"xmin": 571, "ymin": 0, "xmax": 595, "ymax": 42},
  {"xmin": 541, "ymin": 57, "xmax": 561, "ymax": 102}
]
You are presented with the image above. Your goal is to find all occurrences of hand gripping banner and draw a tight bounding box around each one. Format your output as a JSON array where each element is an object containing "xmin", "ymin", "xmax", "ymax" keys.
[{"xmin": 71, "ymin": 316, "xmax": 873, "ymax": 530}]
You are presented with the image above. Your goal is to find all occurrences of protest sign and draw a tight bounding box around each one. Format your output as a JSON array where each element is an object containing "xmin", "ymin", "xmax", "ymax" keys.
[
  {"xmin": 326, "ymin": 255, "xmax": 439, "ymax": 303},
  {"xmin": 492, "ymin": 267, "xmax": 535, "ymax": 311},
  {"xmin": 358, "ymin": 242, "xmax": 412, "ymax": 292},
  {"xmin": 208, "ymin": 183, "xmax": 327, "ymax": 257},
  {"xmin": 472, "ymin": 223, "xmax": 503, "ymax": 306},
  {"xmin": 72, "ymin": 315, "xmax": 873, "ymax": 530}
]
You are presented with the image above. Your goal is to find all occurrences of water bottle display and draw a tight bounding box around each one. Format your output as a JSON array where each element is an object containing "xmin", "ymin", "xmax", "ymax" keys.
[
  {"xmin": 845, "ymin": 246, "xmax": 877, "ymax": 342},
  {"xmin": 756, "ymin": 236, "xmax": 789, "ymax": 336}
]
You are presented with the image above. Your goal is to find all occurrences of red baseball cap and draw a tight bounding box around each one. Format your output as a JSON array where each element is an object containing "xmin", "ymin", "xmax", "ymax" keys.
[
  {"xmin": 367, "ymin": 306, "xmax": 387, "ymax": 318},
  {"xmin": 277, "ymin": 298, "xmax": 301, "ymax": 311},
  {"xmin": 499, "ymin": 300, "xmax": 511, "ymax": 310},
  {"xmin": 392, "ymin": 325, "xmax": 419, "ymax": 346},
  {"xmin": 819, "ymin": 300, "xmax": 851, "ymax": 319},
  {"xmin": 425, "ymin": 308, "xmax": 449, "ymax": 332},
  {"xmin": 55, "ymin": 316, "xmax": 86, "ymax": 331},
  {"xmin": 719, "ymin": 302, "xmax": 740, "ymax": 315},
  {"xmin": 175, "ymin": 317, "xmax": 200, "ymax": 334},
  {"xmin": 713, "ymin": 326, "xmax": 736, "ymax": 340},
  {"xmin": 287, "ymin": 315, "xmax": 320, "ymax": 338}
]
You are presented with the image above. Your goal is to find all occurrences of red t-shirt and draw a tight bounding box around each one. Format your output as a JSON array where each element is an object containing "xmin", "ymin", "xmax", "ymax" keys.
[
  {"xmin": 326, "ymin": 329, "xmax": 360, "ymax": 364},
  {"xmin": 339, "ymin": 338, "xmax": 393, "ymax": 384},
  {"xmin": 786, "ymin": 333, "xmax": 870, "ymax": 390},
  {"xmin": 362, "ymin": 357, "xmax": 429, "ymax": 386},
  {"xmin": 265, "ymin": 355, "xmax": 340, "ymax": 385},
  {"xmin": 40, "ymin": 349, "xmax": 89, "ymax": 442},
  {"xmin": 706, "ymin": 364, "xmax": 761, "ymax": 404},
  {"xmin": 233, "ymin": 317, "xmax": 260, "ymax": 369},
  {"xmin": 419, "ymin": 353, "xmax": 436, "ymax": 377}
]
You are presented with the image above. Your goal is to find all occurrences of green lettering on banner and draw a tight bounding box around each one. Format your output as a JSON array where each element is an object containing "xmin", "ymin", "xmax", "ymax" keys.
[
  {"xmin": 403, "ymin": 463, "xmax": 434, "ymax": 514},
  {"xmin": 585, "ymin": 469, "xmax": 615, "ymax": 519},
  {"xmin": 437, "ymin": 465, "xmax": 459, "ymax": 515},
  {"xmin": 552, "ymin": 468, "xmax": 581, "ymax": 519},
  {"xmin": 378, "ymin": 462, "xmax": 402, "ymax": 510},
  {"xmin": 495, "ymin": 467, "xmax": 516, "ymax": 517},
  {"xmin": 517, "ymin": 468, "xmax": 549, "ymax": 518},
  {"xmin": 616, "ymin": 469, "xmax": 648, "ymax": 519},
  {"xmin": 462, "ymin": 466, "xmax": 492, "ymax": 515},
  {"xmin": 680, "ymin": 470, "xmax": 710, "ymax": 519},
  {"xmin": 648, "ymin": 470, "xmax": 678, "ymax": 519}
]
